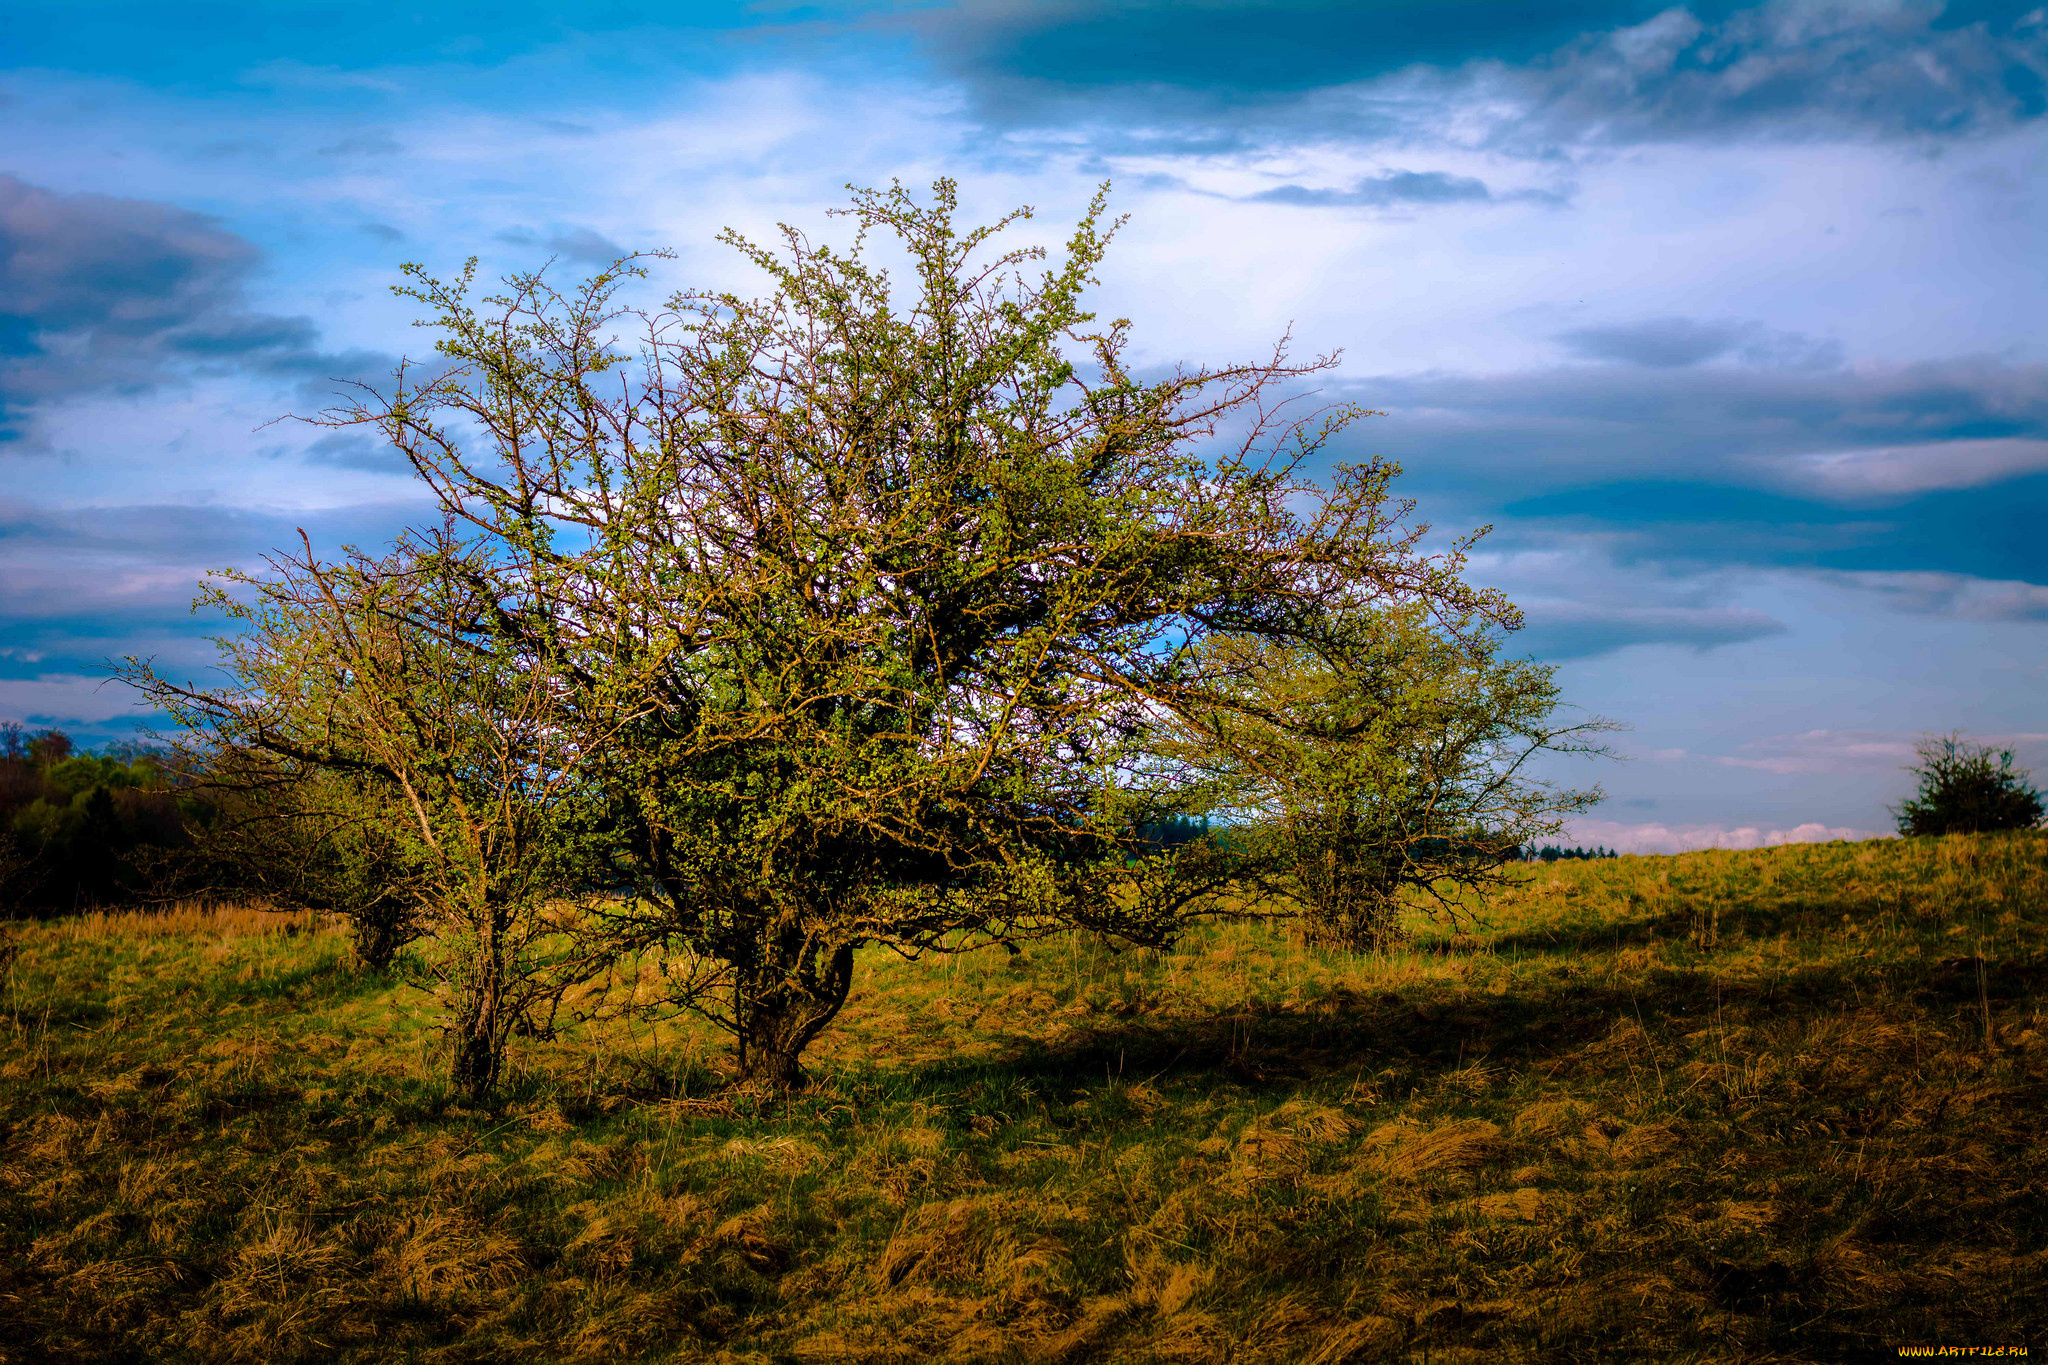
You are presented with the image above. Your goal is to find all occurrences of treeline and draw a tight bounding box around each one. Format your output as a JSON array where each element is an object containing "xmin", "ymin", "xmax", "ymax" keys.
[
  {"xmin": 0, "ymin": 724, "xmax": 207, "ymax": 912},
  {"xmin": 1518, "ymin": 844, "xmax": 1620, "ymax": 862}
]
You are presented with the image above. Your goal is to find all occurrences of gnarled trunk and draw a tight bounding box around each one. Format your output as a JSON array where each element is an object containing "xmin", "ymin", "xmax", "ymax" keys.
[
  {"xmin": 1298, "ymin": 889, "xmax": 1402, "ymax": 952},
  {"xmin": 351, "ymin": 908, "xmax": 412, "ymax": 972},
  {"xmin": 734, "ymin": 941, "xmax": 856, "ymax": 1090},
  {"xmin": 445, "ymin": 905, "xmax": 509, "ymax": 1101},
  {"xmin": 447, "ymin": 979, "xmax": 505, "ymax": 1101}
]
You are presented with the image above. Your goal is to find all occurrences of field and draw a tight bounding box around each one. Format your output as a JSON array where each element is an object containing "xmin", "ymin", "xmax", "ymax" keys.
[{"xmin": 2, "ymin": 833, "xmax": 2044, "ymax": 1363}]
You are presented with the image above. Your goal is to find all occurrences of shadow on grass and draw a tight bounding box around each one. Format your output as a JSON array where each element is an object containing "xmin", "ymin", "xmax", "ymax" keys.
[
  {"xmin": 919, "ymin": 985, "xmax": 1651, "ymax": 1098},
  {"xmin": 203, "ymin": 951, "xmax": 376, "ymax": 1006},
  {"xmin": 843, "ymin": 947, "xmax": 2048, "ymax": 1106},
  {"xmin": 1482, "ymin": 900, "xmax": 1843, "ymax": 956}
]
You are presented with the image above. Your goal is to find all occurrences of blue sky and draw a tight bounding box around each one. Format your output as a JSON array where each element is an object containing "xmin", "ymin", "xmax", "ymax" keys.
[{"xmin": 3, "ymin": 0, "xmax": 2044, "ymax": 851}]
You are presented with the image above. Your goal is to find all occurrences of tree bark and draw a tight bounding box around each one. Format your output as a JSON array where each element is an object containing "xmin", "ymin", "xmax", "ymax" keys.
[
  {"xmin": 447, "ymin": 910, "xmax": 508, "ymax": 1101},
  {"xmin": 448, "ymin": 983, "xmax": 503, "ymax": 1101},
  {"xmin": 1297, "ymin": 829, "xmax": 1404, "ymax": 952},
  {"xmin": 734, "ymin": 941, "xmax": 856, "ymax": 1090},
  {"xmin": 352, "ymin": 913, "xmax": 406, "ymax": 972}
]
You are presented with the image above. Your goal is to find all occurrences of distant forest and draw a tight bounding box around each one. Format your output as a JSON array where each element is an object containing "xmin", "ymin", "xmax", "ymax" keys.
[{"xmin": 0, "ymin": 725, "xmax": 202, "ymax": 911}]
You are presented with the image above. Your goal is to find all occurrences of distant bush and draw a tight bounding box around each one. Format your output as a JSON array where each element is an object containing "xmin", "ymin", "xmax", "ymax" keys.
[{"xmin": 1895, "ymin": 732, "xmax": 2044, "ymax": 837}]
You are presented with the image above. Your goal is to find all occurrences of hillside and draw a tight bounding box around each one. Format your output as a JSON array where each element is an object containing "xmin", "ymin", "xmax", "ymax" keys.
[{"xmin": 2, "ymin": 833, "xmax": 2043, "ymax": 1362}]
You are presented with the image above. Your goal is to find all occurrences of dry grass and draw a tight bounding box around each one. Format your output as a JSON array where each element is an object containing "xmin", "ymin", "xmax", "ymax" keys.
[{"xmin": 2, "ymin": 833, "xmax": 2044, "ymax": 1361}]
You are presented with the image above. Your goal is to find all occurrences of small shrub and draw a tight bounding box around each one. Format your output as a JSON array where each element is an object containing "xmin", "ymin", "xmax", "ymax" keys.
[{"xmin": 1894, "ymin": 732, "xmax": 2044, "ymax": 837}]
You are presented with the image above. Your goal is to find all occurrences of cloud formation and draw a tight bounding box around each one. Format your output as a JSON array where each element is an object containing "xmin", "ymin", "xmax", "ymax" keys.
[
  {"xmin": 1339, "ymin": 349, "xmax": 2048, "ymax": 590},
  {"xmin": 493, "ymin": 225, "xmax": 634, "ymax": 264},
  {"xmin": 1775, "ymin": 438, "xmax": 2048, "ymax": 498},
  {"xmin": 909, "ymin": 0, "xmax": 2048, "ymax": 150},
  {"xmin": 1513, "ymin": 600, "xmax": 1787, "ymax": 659},
  {"xmin": 1247, "ymin": 169, "xmax": 1496, "ymax": 208},
  {"xmin": 1819, "ymin": 570, "xmax": 2048, "ymax": 622},
  {"xmin": 1709, "ymin": 728, "xmax": 1922, "ymax": 776},
  {"xmin": 902, "ymin": 0, "xmax": 1648, "ymax": 95},
  {"xmin": 0, "ymin": 497, "xmax": 427, "ymax": 632},
  {"xmin": 1555, "ymin": 316, "xmax": 1843, "ymax": 370},
  {"xmin": 0, "ymin": 494, "xmax": 431, "ymax": 735},
  {"xmin": 315, "ymin": 130, "xmax": 404, "ymax": 157},
  {"xmin": 0, "ymin": 175, "xmax": 389, "ymax": 434},
  {"xmin": 1, "ymin": 175, "xmax": 259, "ymax": 396},
  {"xmin": 304, "ymin": 432, "xmax": 411, "ymax": 474},
  {"xmin": 1486, "ymin": 472, "xmax": 2048, "ymax": 591},
  {"xmin": 1352, "ymin": 352, "xmax": 2048, "ymax": 487},
  {"xmin": 1569, "ymin": 817, "xmax": 1888, "ymax": 855},
  {"xmin": 1507, "ymin": 1, "xmax": 2048, "ymax": 146}
]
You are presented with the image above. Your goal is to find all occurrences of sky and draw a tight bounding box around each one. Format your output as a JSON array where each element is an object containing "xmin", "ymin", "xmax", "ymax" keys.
[{"xmin": 2, "ymin": 0, "xmax": 2044, "ymax": 852}]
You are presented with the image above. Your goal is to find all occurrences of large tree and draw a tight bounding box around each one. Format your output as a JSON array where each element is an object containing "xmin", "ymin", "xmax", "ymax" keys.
[{"xmin": 151, "ymin": 180, "xmax": 1521, "ymax": 1089}]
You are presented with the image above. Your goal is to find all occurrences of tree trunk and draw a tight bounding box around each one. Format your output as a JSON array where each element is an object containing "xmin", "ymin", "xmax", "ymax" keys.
[
  {"xmin": 734, "ymin": 941, "xmax": 856, "ymax": 1090},
  {"xmin": 1298, "ymin": 834, "xmax": 1404, "ymax": 952},
  {"xmin": 449, "ymin": 1005, "xmax": 502, "ymax": 1102},
  {"xmin": 737, "ymin": 1014, "xmax": 809, "ymax": 1090},
  {"xmin": 447, "ymin": 913, "xmax": 507, "ymax": 1101},
  {"xmin": 1299, "ymin": 891, "xmax": 1401, "ymax": 952},
  {"xmin": 352, "ymin": 913, "xmax": 405, "ymax": 971}
]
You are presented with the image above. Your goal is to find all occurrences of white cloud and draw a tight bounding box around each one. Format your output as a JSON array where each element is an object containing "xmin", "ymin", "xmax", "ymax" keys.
[
  {"xmin": 1513, "ymin": 600, "xmax": 1786, "ymax": 659},
  {"xmin": 1569, "ymin": 817, "xmax": 1889, "ymax": 855},
  {"xmin": 1712, "ymin": 728, "xmax": 1919, "ymax": 776},
  {"xmin": 237, "ymin": 60, "xmax": 405, "ymax": 95},
  {"xmin": 1819, "ymin": 570, "xmax": 2048, "ymax": 622},
  {"xmin": 1768, "ymin": 438, "xmax": 2048, "ymax": 499}
]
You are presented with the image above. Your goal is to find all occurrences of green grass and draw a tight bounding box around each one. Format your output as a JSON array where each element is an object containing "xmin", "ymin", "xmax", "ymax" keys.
[{"xmin": 2, "ymin": 833, "xmax": 2044, "ymax": 1362}]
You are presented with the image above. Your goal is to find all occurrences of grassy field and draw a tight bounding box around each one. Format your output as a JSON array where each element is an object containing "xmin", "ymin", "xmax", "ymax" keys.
[{"xmin": 2, "ymin": 833, "xmax": 2043, "ymax": 1363}]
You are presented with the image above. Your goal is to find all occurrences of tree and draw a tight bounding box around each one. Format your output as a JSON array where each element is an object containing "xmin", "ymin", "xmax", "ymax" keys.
[
  {"xmin": 148, "ymin": 179, "xmax": 1522, "ymax": 1090},
  {"xmin": 1160, "ymin": 604, "xmax": 1608, "ymax": 950},
  {"xmin": 27, "ymin": 730, "xmax": 73, "ymax": 770},
  {"xmin": 126, "ymin": 531, "xmax": 615, "ymax": 1098},
  {"xmin": 153, "ymin": 752, "xmax": 428, "ymax": 970},
  {"xmin": 1894, "ymin": 732, "xmax": 2044, "ymax": 837}
]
